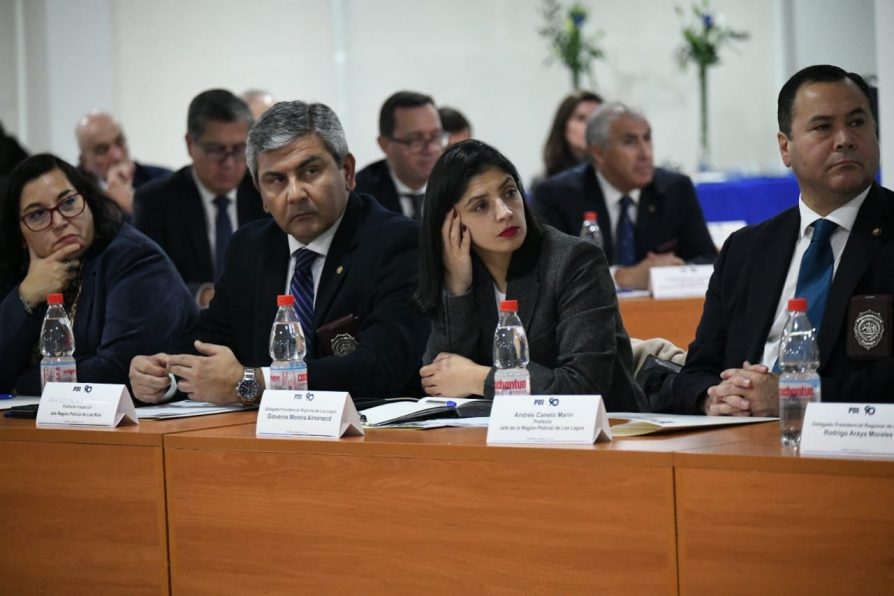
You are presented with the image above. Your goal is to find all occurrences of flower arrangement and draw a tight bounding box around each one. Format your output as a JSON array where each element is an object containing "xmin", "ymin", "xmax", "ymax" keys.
[
  {"xmin": 675, "ymin": 0, "xmax": 749, "ymax": 169},
  {"xmin": 539, "ymin": 0, "xmax": 605, "ymax": 90}
]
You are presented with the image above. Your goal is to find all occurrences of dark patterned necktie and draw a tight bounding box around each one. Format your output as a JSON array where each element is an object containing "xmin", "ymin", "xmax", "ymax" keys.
[
  {"xmin": 290, "ymin": 248, "xmax": 319, "ymax": 357},
  {"xmin": 615, "ymin": 196, "xmax": 636, "ymax": 266},
  {"xmin": 213, "ymin": 195, "xmax": 233, "ymax": 279},
  {"xmin": 405, "ymin": 193, "xmax": 424, "ymax": 221}
]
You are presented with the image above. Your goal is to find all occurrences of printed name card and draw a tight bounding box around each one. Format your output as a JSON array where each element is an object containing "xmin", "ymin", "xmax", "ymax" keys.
[
  {"xmin": 649, "ymin": 264, "xmax": 713, "ymax": 299},
  {"xmin": 36, "ymin": 383, "xmax": 138, "ymax": 428},
  {"xmin": 256, "ymin": 390, "xmax": 364, "ymax": 438},
  {"xmin": 486, "ymin": 395, "xmax": 611, "ymax": 444},
  {"xmin": 800, "ymin": 403, "xmax": 894, "ymax": 457}
]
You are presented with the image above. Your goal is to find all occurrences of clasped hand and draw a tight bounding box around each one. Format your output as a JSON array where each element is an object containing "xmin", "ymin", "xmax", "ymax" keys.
[
  {"xmin": 420, "ymin": 353, "xmax": 489, "ymax": 397},
  {"xmin": 704, "ymin": 361, "xmax": 779, "ymax": 416},
  {"xmin": 129, "ymin": 341, "xmax": 244, "ymax": 404}
]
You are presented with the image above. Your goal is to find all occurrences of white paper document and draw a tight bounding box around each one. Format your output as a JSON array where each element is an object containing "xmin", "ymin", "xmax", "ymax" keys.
[
  {"xmin": 0, "ymin": 396, "xmax": 40, "ymax": 410},
  {"xmin": 360, "ymin": 397, "xmax": 491, "ymax": 427},
  {"xmin": 36, "ymin": 383, "xmax": 138, "ymax": 428},
  {"xmin": 608, "ymin": 412, "xmax": 777, "ymax": 437},
  {"xmin": 136, "ymin": 399, "xmax": 250, "ymax": 420}
]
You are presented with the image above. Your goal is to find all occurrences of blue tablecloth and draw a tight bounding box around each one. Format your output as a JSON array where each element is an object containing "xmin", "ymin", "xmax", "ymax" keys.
[{"xmin": 695, "ymin": 175, "xmax": 800, "ymax": 224}]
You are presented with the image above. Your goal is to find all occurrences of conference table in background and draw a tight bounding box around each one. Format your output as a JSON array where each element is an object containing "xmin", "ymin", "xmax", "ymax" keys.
[
  {"xmin": 618, "ymin": 296, "xmax": 704, "ymax": 349},
  {"xmin": 0, "ymin": 411, "xmax": 256, "ymax": 595}
]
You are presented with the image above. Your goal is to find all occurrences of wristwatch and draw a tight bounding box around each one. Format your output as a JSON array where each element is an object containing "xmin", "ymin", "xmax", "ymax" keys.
[{"xmin": 235, "ymin": 367, "xmax": 261, "ymax": 406}]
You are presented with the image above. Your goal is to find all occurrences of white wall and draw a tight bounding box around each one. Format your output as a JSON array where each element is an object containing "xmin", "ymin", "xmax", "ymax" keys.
[
  {"xmin": 3, "ymin": 0, "xmax": 886, "ymax": 184},
  {"xmin": 876, "ymin": 0, "xmax": 893, "ymax": 185}
]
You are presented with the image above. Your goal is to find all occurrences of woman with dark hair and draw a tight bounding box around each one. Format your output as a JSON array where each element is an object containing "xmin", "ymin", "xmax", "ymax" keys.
[
  {"xmin": 541, "ymin": 90, "xmax": 603, "ymax": 178},
  {"xmin": 414, "ymin": 140, "xmax": 643, "ymax": 410},
  {"xmin": 0, "ymin": 154, "xmax": 196, "ymax": 394}
]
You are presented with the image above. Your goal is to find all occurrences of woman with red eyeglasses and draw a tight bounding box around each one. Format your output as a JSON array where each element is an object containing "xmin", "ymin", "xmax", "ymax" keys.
[{"xmin": 0, "ymin": 154, "xmax": 196, "ymax": 395}]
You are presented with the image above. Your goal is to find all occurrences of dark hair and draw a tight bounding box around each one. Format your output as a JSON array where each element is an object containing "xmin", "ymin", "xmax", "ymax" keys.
[
  {"xmin": 0, "ymin": 153, "xmax": 122, "ymax": 284},
  {"xmin": 412, "ymin": 140, "xmax": 544, "ymax": 317},
  {"xmin": 542, "ymin": 90, "xmax": 603, "ymax": 177},
  {"xmin": 778, "ymin": 65, "xmax": 875, "ymax": 137},
  {"xmin": 438, "ymin": 107, "xmax": 471, "ymax": 134},
  {"xmin": 379, "ymin": 91, "xmax": 435, "ymax": 138},
  {"xmin": 187, "ymin": 89, "xmax": 253, "ymax": 139}
]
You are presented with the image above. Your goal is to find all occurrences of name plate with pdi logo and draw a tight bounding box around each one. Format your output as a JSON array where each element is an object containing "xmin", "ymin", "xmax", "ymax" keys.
[
  {"xmin": 36, "ymin": 383, "xmax": 138, "ymax": 428},
  {"xmin": 256, "ymin": 390, "xmax": 364, "ymax": 438},
  {"xmin": 486, "ymin": 395, "xmax": 611, "ymax": 444},
  {"xmin": 800, "ymin": 403, "xmax": 894, "ymax": 457}
]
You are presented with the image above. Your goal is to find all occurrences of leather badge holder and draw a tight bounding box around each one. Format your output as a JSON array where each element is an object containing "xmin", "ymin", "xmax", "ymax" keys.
[
  {"xmin": 316, "ymin": 314, "xmax": 360, "ymax": 357},
  {"xmin": 847, "ymin": 295, "xmax": 892, "ymax": 360}
]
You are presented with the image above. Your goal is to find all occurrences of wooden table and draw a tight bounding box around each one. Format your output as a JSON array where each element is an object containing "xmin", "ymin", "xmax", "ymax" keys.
[
  {"xmin": 163, "ymin": 422, "xmax": 763, "ymax": 595},
  {"xmin": 0, "ymin": 411, "xmax": 257, "ymax": 596},
  {"xmin": 618, "ymin": 296, "xmax": 704, "ymax": 349},
  {"xmin": 674, "ymin": 422, "xmax": 894, "ymax": 595}
]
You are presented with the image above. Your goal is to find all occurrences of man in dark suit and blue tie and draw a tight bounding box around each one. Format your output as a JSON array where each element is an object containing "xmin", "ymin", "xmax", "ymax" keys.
[
  {"xmin": 669, "ymin": 65, "xmax": 894, "ymax": 415},
  {"xmin": 129, "ymin": 101, "xmax": 429, "ymax": 404},
  {"xmin": 355, "ymin": 91, "xmax": 447, "ymax": 220},
  {"xmin": 531, "ymin": 102, "xmax": 717, "ymax": 289},
  {"xmin": 133, "ymin": 89, "xmax": 267, "ymax": 306}
]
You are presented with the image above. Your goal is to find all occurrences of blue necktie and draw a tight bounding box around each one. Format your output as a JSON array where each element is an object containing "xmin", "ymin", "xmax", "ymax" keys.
[
  {"xmin": 615, "ymin": 196, "xmax": 636, "ymax": 266},
  {"xmin": 795, "ymin": 219, "xmax": 838, "ymax": 332},
  {"xmin": 213, "ymin": 195, "xmax": 233, "ymax": 279},
  {"xmin": 290, "ymin": 248, "xmax": 319, "ymax": 357}
]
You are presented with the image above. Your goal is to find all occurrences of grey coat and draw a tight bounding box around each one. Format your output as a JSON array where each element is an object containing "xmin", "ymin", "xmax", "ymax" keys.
[{"xmin": 424, "ymin": 226, "xmax": 645, "ymax": 411}]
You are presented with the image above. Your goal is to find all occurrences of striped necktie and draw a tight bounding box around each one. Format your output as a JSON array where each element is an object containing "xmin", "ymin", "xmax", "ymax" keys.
[
  {"xmin": 213, "ymin": 195, "xmax": 233, "ymax": 279},
  {"xmin": 290, "ymin": 248, "xmax": 319, "ymax": 357}
]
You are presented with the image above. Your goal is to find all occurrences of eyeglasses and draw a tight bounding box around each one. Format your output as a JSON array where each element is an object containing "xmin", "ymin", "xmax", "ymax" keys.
[
  {"xmin": 387, "ymin": 132, "xmax": 449, "ymax": 153},
  {"xmin": 198, "ymin": 141, "xmax": 247, "ymax": 163},
  {"xmin": 20, "ymin": 193, "xmax": 87, "ymax": 232}
]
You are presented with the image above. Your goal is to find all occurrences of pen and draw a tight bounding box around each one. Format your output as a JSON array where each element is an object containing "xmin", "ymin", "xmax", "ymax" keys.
[
  {"xmin": 0, "ymin": 394, "xmax": 15, "ymax": 400},
  {"xmin": 446, "ymin": 400, "xmax": 457, "ymax": 407}
]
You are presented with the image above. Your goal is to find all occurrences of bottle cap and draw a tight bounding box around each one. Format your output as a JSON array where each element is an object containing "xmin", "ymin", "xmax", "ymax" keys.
[
  {"xmin": 47, "ymin": 293, "xmax": 64, "ymax": 305},
  {"xmin": 583, "ymin": 211, "xmax": 597, "ymax": 222},
  {"xmin": 277, "ymin": 294, "xmax": 295, "ymax": 307},
  {"xmin": 499, "ymin": 299, "xmax": 518, "ymax": 312},
  {"xmin": 788, "ymin": 297, "xmax": 807, "ymax": 312}
]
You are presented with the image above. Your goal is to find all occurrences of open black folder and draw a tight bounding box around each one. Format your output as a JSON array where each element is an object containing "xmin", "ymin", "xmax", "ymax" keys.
[{"xmin": 359, "ymin": 397, "xmax": 492, "ymax": 427}]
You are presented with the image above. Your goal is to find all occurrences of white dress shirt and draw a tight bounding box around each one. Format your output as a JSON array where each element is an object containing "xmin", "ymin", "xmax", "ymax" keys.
[
  {"xmin": 389, "ymin": 163, "xmax": 426, "ymax": 219},
  {"xmin": 192, "ymin": 170, "xmax": 238, "ymax": 263},
  {"xmin": 284, "ymin": 211, "xmax": 345, "ymax": 305}
]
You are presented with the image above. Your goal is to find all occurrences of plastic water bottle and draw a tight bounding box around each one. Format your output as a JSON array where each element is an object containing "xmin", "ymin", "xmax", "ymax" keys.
[
  {"xmin": 39, "ymin": 292, "xmax": 77, "ymax": 390},
  {"xmin": 493, "ymin": 299, "xmax": 530, "ymax": 395},
  {"xmin": 269, "ymin": 295, "xmax": 308, "ymax": 391},
  {"xmin": 778, "ymin": 297, "xmax": 821, "ymax": 447},
  {"xmin": 579, "ymin": 211, "xmax": 604, "ymax": 250}
]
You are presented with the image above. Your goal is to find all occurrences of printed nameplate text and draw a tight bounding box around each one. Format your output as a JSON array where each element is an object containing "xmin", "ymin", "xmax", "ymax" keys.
[
  {"xmin": 486, "ymin": 394, "xmax": 611, "ymax": 444},
  {"xmin": 257, "ymin": 390, "xmax": 364, "ymax": 438},
  {"xmin": 37, "ymin": 383, "xmax": 138, "ymax": 428},
  {"xmin": 800, "ymin": 403, "xmax": 894, "ymax": 457},
  {"xmin": 650, "ymin": 264, "xmax": 713, "ymax": 299}
]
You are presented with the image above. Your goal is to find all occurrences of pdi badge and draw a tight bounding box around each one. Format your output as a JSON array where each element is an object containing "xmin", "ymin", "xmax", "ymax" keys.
[
  {"xmin": 331, "ymin": 333, "xmax": 358, "ymax": 357},
  {"xmin": 854, "ymin": 309, "xmax": 884, "ymax": 350}
]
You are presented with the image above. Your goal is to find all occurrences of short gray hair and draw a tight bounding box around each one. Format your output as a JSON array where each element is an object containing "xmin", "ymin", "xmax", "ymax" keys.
[
  {"xmin": 246, "ymin": 101, "xmax": 350, "ymax": 182},
  {"xmin": 585, "ymin": 102, "xmax": 648, "ymax": 148}
]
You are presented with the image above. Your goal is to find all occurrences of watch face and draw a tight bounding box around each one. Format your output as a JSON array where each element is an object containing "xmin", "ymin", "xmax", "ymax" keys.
[{"xmin": 237, "ymin": 378, "xmax": 261, "ymax": 405}]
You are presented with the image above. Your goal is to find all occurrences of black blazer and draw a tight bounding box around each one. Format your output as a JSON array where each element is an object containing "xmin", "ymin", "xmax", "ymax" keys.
[
  {"xmin": 132, "ymin": 161, "xmax": 172, "ymax": 188},
  {"xmin": 670, "ymin": 184, "xmax": 894, "ymax": 413},
  {"xmin": 531, "ymin": 163, "xmax": 717, "ymax": 265},
  {"xmin": 133, "ymin": 166, "xmax": 267, "ymax": 289},
  {"xmin": 354, "ymin": 158, "xmax": 403, "ymax": 214},
  {"xmin": 182, "ymin": 192, "xmax": 430, "ymax": 398}
]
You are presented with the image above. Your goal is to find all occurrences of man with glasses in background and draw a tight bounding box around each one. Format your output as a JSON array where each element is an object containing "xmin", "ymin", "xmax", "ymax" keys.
[
  {"xmin": 134, "ymin": 89, "xmax": 267, "ymax": 307},
  {"xmin": 355, "ymin": 91, "xmax": 446, "ymax": 220}
]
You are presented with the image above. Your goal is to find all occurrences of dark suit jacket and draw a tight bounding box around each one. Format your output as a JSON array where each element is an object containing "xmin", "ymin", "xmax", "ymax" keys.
[
  {"xmin": 531, "ymin": 163, "xmax": 717, "ymax": 265},
  {"xmin": 182, "ymin": 192, "xmax": 430, "ymax": 398},
  {"xmin": 0, "ymin": 225, "xmax": 197, "ymax": 394},
  {"xmin": 355, "ymin": 159, "xmax": 403, "ymax": 214},
  {"xmin": 133, "ymin": 165, "xmax": 267, "ymax": 289},
  {"xmin": 424, "ymin": 226, "xmax": 645, "ymax": 411},
  {"xmin": 132, "ymin": 161, "xmax": 172, "ymax": 188},
  {"xmin": 669, "ymin": 184, "xmax": 894, "ymax": 414}
]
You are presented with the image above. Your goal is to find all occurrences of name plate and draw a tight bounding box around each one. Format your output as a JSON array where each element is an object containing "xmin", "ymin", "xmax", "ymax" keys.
[
  {"xmin": 256, "ymin": 390, "xmax": 364, "ymax": 438},
  {"xmin": 486, "ymin": 394, "xmax": 611, "ymax": 444},
  {"xmin": 649, "ymin": 264, "xmax": 713, "ymax": 299},
  {"xmin": 36, "ymin": 383, "xmax": 138, "ymax": 428},
  {"xmin": 800, "ymin": 403, "xmax": 894, "ymax": 457}
]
